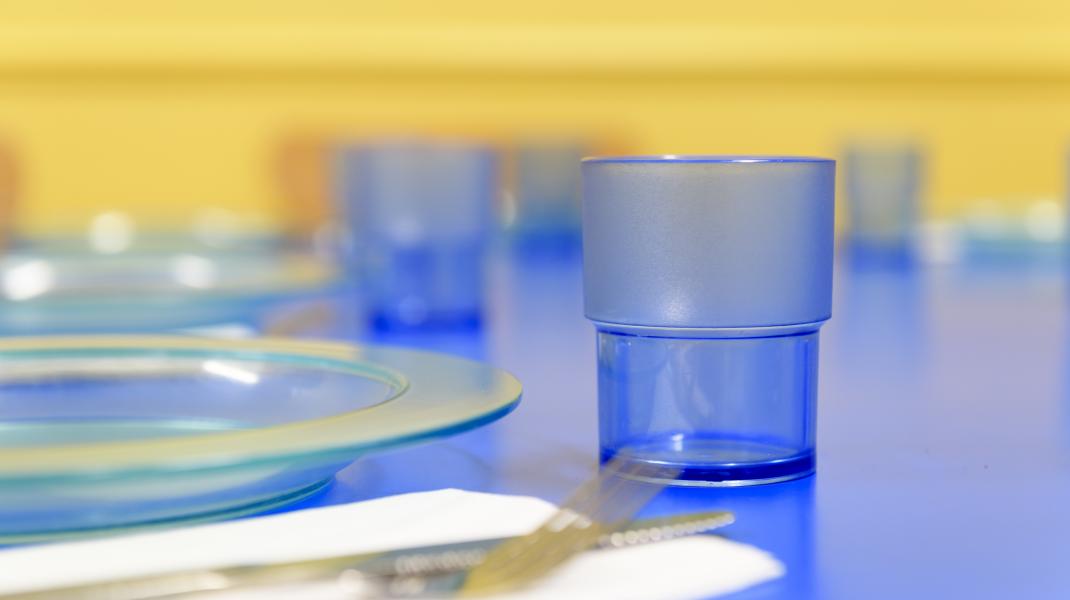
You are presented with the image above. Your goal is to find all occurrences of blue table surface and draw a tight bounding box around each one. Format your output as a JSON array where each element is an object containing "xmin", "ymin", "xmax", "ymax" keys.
[{"xmin": 240, "ymin": 253, "xmax": 1070, "ymax": 598}]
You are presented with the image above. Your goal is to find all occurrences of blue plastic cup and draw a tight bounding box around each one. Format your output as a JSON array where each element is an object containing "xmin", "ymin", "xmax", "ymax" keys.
[
  {"xmin": 582, "ymin": 156, "xmax": 836, "ymax": 486},
  {"xmin": 843, "ymin": 141, "xmax": 922, "ymax": 265},
  {"xmin": 338, "ymin": 140, "xmax": 497, "ymax": 330},
  {"xmin": 508, "ymin": 140, "xmax": 585, "ymax": 253}
]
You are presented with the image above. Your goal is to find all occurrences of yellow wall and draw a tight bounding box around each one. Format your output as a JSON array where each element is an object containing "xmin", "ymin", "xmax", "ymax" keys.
[{"xmin": 1, "ymin": 1, "xmax": 1069, "ymax": 235}]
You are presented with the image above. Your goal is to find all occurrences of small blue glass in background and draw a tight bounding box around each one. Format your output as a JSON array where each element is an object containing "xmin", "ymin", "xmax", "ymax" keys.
[
  {"xmin": 338, "ymin": 139, "xmax": 497, "ymax": 331},
  {"xmin": 505, "ymin": 139, "xmax": 585, "ymax": 256},
  {"xmin": 843, "ymin": 140, "xmax": 923, "ymax": 266},
  {"xmin": 582, "ymin": 156, "xmax": 835, "ymax": 486}
]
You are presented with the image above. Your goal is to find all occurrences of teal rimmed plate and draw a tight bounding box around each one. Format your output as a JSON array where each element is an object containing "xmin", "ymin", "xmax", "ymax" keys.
[
  {"xmin": 0, "ymin": 243, "xmax": 339, "ymax": 334},
  {"xmin": 0, "ymin": 336, "xmax": 521, "ymax": 542}
]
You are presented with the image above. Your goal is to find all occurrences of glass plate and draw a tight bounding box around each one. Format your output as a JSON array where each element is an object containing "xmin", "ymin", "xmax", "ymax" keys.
[
  {"xmin": 0, "ymin": 336, "xmax": 521, "ymax": 542},
  {"xmin": 0, "ymin": 243, "xmax": 339, "ymax": 334}
]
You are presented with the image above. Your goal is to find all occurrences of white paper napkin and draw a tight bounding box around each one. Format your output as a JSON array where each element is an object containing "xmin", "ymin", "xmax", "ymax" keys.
[{"xmin": 0, "ymin": 489, "xmax": 784, "ymax": 599}]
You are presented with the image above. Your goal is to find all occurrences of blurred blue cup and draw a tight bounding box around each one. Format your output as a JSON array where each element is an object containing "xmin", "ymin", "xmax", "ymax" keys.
[
  {"xmin": 338, "ymin": 139, "xmax": 497, "ymax": 331},
  {"xmin": 843, "ymin": 141, "xmax": 922, "ymax": 265}
]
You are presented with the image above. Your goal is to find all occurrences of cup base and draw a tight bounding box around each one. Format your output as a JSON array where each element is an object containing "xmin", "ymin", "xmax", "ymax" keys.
[
  {"xmin": 600, "ymin": 442, "xmax": 814, "ymax": 487},
  {"xmin": 510, "ymin": 229, "xmax": 581, "ymax": 258},
  {"xmin": 370, "ymin": 309, "xmax": 482, "ymax": 332},
  {"xmin": 845, "ymin": 238, "xmax": 916, "ymax": 268}
]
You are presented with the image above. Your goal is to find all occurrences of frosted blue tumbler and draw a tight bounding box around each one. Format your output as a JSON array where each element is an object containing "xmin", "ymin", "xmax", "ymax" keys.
[
  {"xmin": 844, "ymin": 142, "xmax": 922, "ymax": 265},
  {"xmin": 582, "ymin": 156, "xmax": 835, "ymax": 486},
  {"xmin": 339, "ymin": 140, "xmax": 496, "ymax": 330}
]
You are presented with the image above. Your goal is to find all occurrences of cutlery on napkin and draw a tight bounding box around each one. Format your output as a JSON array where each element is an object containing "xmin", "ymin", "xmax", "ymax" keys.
[{"xmin": 0, "ymin": 489, "xmax": 784, "ymax": 600}]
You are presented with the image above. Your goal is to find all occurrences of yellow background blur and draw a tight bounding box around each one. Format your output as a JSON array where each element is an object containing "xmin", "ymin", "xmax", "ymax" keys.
[{"xmin": 1, "ymin": 1, "xmax": 1069, "ymax": 235}]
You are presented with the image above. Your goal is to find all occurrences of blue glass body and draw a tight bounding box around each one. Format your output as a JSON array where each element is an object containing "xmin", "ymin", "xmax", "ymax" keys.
[{"xmin": 595, "ymin": 323, "xmax": 821, "ymax": 486}]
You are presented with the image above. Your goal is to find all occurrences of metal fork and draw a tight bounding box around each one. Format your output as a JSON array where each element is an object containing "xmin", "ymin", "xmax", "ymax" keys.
[
  {"xmin": 455, "ymin": 456, "xmax": 680, "ymax": 596},
  {"xmin": 320, "ymin": 456, "xmax": 681, "ymax": 598}
]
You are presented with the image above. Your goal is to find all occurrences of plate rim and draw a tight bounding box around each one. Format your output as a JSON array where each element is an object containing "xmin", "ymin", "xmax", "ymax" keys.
[{"xmin": 0, "ymin": 335, "xmax": 522, "ymax": 480}]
